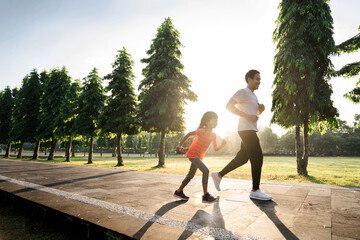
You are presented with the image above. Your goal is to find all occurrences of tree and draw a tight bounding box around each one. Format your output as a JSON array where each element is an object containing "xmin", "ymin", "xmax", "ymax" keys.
[
  {"xmin": 61, "ymin": 80, "xmax": 81, "ymax": 162},
  {"xmin": 8, "ymin": 70, "xmax": 42, "ymax": 159},
  {"xmin": 10, "ymin": 75, "xmax": 31, "ymax": 158},
  {"xmin": 99, "ymin": 47, "xmax": 138, "ymax": 166},
  {"xmin": 258, "ymin": 127, "xmax": 279, "ymax": 155},
  {"xmin": 138, "ymin": 17, "xmax": 197, "ymax": 167},
  {"xmin": 333, "ymin": 26, "xmax": 360, "ymax": 103},
  {"xmin": 75, "ymin": 68, "xmax": 106, "ymax": 164},
  {"xmin": 96, "ymin": 137, "xmax": 107, "ymax": 157},
  {"xmin": 37, "ymin": 67, "xmax": 72, "ymax": 160},
  {"xmin": 272, "ymin": 0, "xmax": 338, "ymax": 175},
  {"xmin": 0, "ymin": 87, "xmax": 16, "ymax": 157},
  {"xmin": 125, "ymin": 135, "xmax": 135, "ymax": 152}
]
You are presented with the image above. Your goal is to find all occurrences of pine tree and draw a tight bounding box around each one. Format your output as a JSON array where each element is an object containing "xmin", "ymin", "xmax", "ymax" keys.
[
  {"xmin": 0, "ymin": 87, "xmax": 16, "ymax": 157},
  {"xmin": 75, "ymin": 68, "xmax": 106, "ymax": 164},
  {"xmin": 62, "ymin": 80, "xmax": 81, "ymax": 162},
  {"xmin": 99, "ymin": 47, "xmax": 138, "ymax": 166},
  {"xmin": 10, "ymin": 75, "xmax": 30, "ymax": 158},
  {"xmin": 37, "ymin": 67, "xmax": 72, "ymax": 160},
  {"xmin": 138, "ymin": 18, "xmax": 197, "ymax": 167},
  {"xmin": 272, "ymin": 0, "xmax": 338, "ymax": 175},
  {"xmin": 7, "ymin": 70, "xmax": 42, "ymax": 158}
]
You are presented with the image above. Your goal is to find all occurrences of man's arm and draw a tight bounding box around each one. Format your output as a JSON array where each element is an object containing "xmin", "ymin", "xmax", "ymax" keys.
[{"xmin": 226, "ymin": 98, "xmax": 258, "ymax": 122}]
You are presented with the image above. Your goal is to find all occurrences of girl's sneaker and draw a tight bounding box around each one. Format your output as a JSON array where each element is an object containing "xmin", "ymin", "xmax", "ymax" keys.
[
  {"xmin": 202, "ymin": 192, "xmax": 217, "ymax": 203},
  {"xmin": 173, "ymin": 190, "xmax": 189, "ymax": 201}
]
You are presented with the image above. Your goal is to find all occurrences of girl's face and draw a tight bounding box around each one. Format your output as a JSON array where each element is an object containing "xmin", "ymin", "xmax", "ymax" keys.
[{"xmin": 207, "ymin": 118, "xmax": 218, "ymax": 129}]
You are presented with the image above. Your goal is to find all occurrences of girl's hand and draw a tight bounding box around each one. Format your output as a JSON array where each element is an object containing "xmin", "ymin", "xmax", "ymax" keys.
[{"xmin": 221, "ymin": 139, "xmax": 227, "ymax": 146}]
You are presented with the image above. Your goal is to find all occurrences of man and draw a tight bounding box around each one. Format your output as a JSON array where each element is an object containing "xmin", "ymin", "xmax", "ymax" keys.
[{"xmin": 212, "ymin": 69, "xmax": 272, "ymax": 201}]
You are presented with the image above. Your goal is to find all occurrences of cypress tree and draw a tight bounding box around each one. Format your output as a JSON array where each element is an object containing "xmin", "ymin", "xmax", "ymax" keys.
[{"xmin": 138, "ymin": 18, "xmax": 197, "ymax": 167}]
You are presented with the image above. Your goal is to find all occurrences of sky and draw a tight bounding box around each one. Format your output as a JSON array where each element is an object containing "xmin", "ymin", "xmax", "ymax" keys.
[{"xmin": 1, "ymin": 0, "xmax": 359, "ymax": 137}]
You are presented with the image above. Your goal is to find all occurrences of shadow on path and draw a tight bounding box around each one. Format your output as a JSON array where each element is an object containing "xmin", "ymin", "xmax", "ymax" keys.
[
  {"xmin": 10, "ymin": 170, "xmax": 133, "ymax": 194},
  {"xmin": 250, "ymin": 199, "xmax": 299, "ymax": 240},
  {"xmin": 0, "ymin": 166, "xmax": 75, "ymax": 175},
  {"xmin": 178, "ymin": 197, "xmax": 239, "ymax": 240},
  {"xmin": 133, "ymin": 200, "xmax": 186, "ymax": 239}
]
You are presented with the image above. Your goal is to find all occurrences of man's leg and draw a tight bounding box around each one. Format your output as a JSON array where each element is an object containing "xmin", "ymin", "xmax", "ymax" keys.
[
  {"xmin": 211, "ymin": 133, "xmax": 249, "ymax": 191},
  {"xmin": 218, "ymin": 134, "xmax": 249, "ymax": 177},
  {"xmin": 240, "ymin": 131, "xmax": 271, "ymax": 200},
  {"xmin": 239, "ymin": 131, "xmax": 263, "ymax": 190}
]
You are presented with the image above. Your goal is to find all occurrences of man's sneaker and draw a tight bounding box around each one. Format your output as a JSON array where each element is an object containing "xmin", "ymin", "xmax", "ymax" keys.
[
  {"xmin": 202, "ymin": 192, "xmax": 217, "ymax": 203},
  {"xmin": 249, "ymin": 189, "xmax": 272, "ymax": 201},
  {"xmin": 211, "ymin": 172, "xmax": 222, "ymax": 191},
  {"xmin": 173, "ymin": 190, "xmax": 189, "ymax": 201}
]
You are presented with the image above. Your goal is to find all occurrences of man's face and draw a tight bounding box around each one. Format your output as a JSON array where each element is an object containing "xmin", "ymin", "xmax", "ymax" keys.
[{"xmin": 248, "ymin": 73, "xmax": 261, "ymax": 90}]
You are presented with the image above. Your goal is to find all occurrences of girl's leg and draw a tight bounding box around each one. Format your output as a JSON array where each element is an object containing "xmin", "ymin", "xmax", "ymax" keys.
[
  {"xmin": 202, "ymin": 183, "xmax": 208, "ymax": 196},
  {"xmin": 178, "ymin": 161, "xmax": 198, "ymax": 192},
  {"xmin": 189, "ymin": 158, "xmax": 210, "ymax": 195}
]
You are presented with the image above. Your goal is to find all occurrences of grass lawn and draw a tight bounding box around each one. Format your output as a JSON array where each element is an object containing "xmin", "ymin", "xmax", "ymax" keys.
[{"xmin": 2, "ymin": 154, "xmax": 359, "ymax": 187}]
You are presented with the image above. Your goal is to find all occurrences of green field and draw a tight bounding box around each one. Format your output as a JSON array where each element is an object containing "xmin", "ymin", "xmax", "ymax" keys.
[{"xmin": 2, "ymin": 154, "xmax": 359, "ymax": 187}]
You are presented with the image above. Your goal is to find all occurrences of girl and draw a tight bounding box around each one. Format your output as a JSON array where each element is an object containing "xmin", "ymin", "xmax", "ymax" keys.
[{"xmin": 174, "ymin": 111, "xmax": 226, "ymax": 203}]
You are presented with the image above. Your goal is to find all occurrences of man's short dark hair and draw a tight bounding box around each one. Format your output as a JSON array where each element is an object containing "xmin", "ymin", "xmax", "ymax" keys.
[{"xmin": 245, "ymin": 69, "xmax": 260, "ymax": 83}]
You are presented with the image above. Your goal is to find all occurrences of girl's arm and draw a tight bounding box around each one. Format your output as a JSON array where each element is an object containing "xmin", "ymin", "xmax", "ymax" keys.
[
  {"xmin": 213, "ymin": 138, "xmax": 227, "ymax": 152},
  {"xmin": 175, "ymin": 131, "xmax": 196, "ymax": 150}
]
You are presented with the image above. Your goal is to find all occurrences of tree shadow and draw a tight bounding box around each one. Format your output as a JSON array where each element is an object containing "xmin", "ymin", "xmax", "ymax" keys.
[
  {"xmin": 133, "ymin": 200, "xmax": 186, "ymax": 239},
  {"xmin": 147, "ymin": 165, "xmax": 166, "ymax": 171},
  {"xmin": 250, "ymin": 199, "xmax": 299, "ymax": 240},
  {"xmin": 304, "ymin": 175, "xmax": 326, "ymax": 184},
  {"xmin": 11, "ymin": 170, "xmax": 133, "ymax": 194}
]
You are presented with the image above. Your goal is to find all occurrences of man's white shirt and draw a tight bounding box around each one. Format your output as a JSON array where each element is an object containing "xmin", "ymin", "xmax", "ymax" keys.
[{"xmin": 231, "ymin": 87, "xmax": 259, "ymax": 132}]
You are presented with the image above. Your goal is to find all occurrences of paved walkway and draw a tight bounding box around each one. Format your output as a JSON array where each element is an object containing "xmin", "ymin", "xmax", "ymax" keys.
[{"xmin": 0, "ymin": 158, "xmax": 359, "ymax": 240}]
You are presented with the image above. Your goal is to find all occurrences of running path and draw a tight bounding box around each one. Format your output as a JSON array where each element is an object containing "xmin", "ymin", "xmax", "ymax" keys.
[{"xmin": 0, "ymin": 158, "xmax": 359, "ymax": 240}]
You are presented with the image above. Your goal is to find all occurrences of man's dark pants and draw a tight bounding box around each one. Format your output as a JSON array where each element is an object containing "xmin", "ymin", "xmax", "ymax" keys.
[{"xmin": 219, "ymin": 130, "xmax": 263, "ymax": 190}]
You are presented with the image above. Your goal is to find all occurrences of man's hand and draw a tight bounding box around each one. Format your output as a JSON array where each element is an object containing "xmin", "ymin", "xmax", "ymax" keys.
[
  {"xmin": 245, "ymin": 114, "xmax": 259, "ymax": 122},
  {"xmin": 258, "ymin": 103, "xmax": 265, "ymax": 113},
  {"xmin": 257, "ymin": 103, "xmax": 265, "ymax": 116}
]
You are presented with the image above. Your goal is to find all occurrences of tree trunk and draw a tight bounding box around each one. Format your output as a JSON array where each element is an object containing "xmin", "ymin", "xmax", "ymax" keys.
[
  {"xmin": 48, "ymin": 138, "xmax": 57, "ymax": 160},
  {"xmin": 88, "ymin": 136, "xmax": 93, "ymax": 164},
  {"xmin": 300, "ymin": 116, "xmax": 309, "ymax": 176},
  {"xmin": 100, "ymin": 148, "xmax": 103, "ymax": 157},
  {"xmin": 5, "ymin": 142, "xmax": 11, "ymax": 158},
  {"xmin": 17, "ymin": 141, "xmax": 24, "ymax": 158},
  {"xmin": 65, "ymin": 137, "xmax": 72, "ymax": 162},
  {"xmin": 72, "ymin": 146, "xmax": 75, "ymax": 157},
  {"xmin": 296, "ymin": 118, "xmax": 309, "ymax": 176},
  {"xmin": 112, "ymin": 148, "xmax": 116, "ymax": 157},
  {"xmin": 116, "ymin": 134, "xmax": 123, "ymax": 166},
  {"xmin": 295, "ymin": 125, "xmax": 302, "ymax": 174},
  {"xmin": 33, "ymin": 140, "xmax": 40, "ymax": 159},
  {"xmin": 45, "ymin": 148, "xmax": 47, "ymax": 155},
  {"xmin": 158, "ymin": 130, "xmax": 166, "ymax": 167}
]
